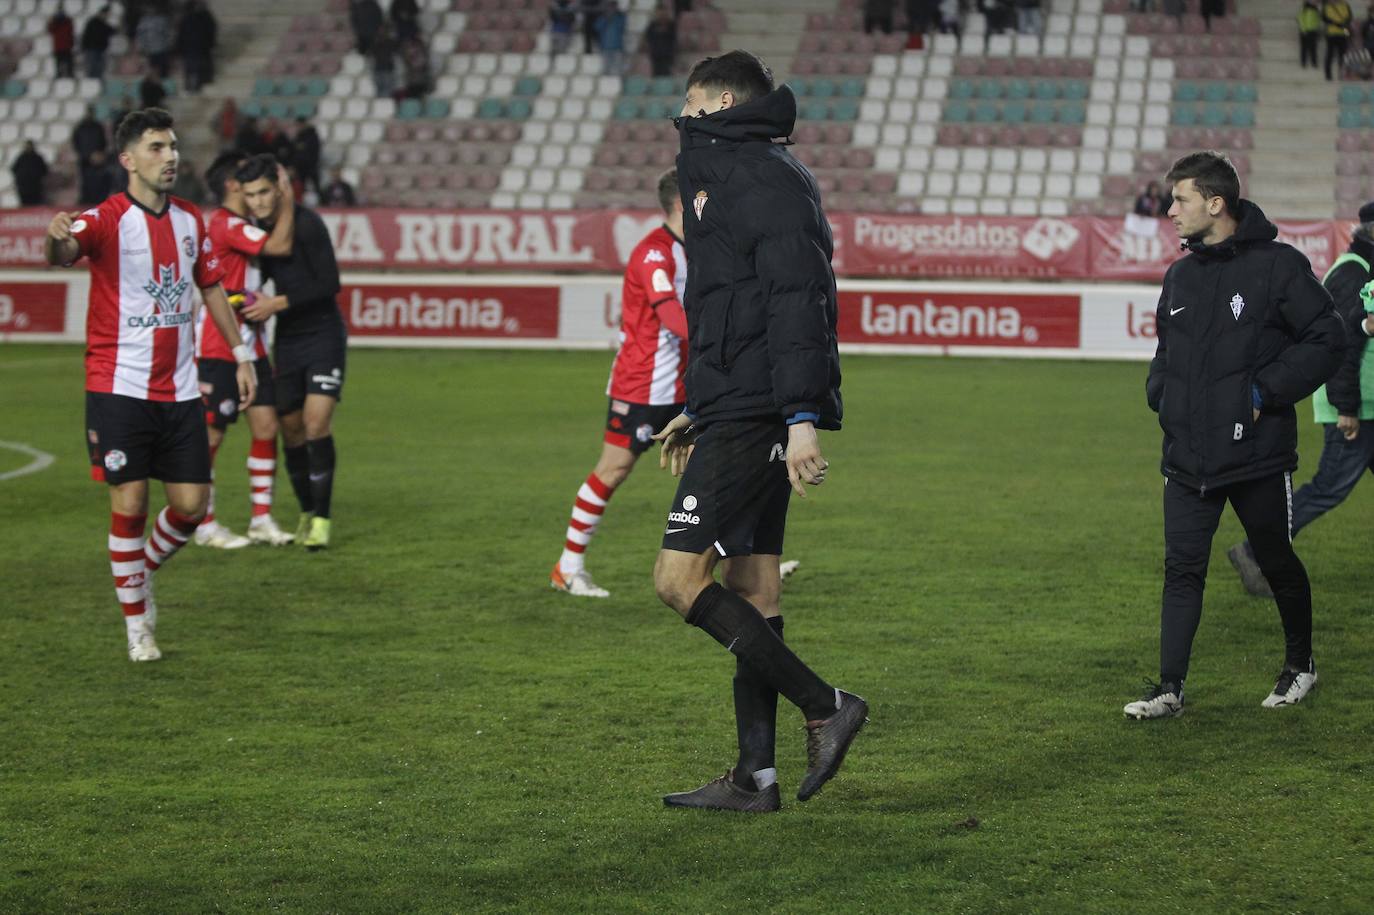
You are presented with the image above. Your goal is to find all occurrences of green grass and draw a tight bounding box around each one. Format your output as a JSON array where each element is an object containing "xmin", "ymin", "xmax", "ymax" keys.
[{"xmin": 1, "ymin": 344, "xmax": 1371, "ymax": 913}]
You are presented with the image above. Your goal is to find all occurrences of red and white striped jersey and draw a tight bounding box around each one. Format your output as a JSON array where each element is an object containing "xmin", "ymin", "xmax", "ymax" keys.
[
  {"xmin": 71, "ymin": 192, "xmax": 224, "ymax": 402},
  {"xmin": 607, "ymin": 226, "xmax": 688, "ymax": 406},
  {"xmin": 197, "ymin": 207, "xmax": 269, "ymax": 363}
]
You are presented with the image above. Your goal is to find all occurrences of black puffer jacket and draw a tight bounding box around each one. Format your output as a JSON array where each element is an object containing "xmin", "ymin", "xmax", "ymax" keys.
[
  {"xmin": 674, "ymin": 86, "xmax": 842, "ymax": 429},
  {"xmin": 1319, "ymin": 234, "xmax": 1374, "ymax": 415},
  {"xmin": 1146, "ymin": 200, "xmax": 1344, "ymax": 491}
]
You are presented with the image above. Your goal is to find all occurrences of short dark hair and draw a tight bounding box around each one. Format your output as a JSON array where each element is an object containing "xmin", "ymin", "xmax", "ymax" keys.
[
  {"xmin": 114, "ymin": 107, "xmax": 174, "ymax": 152},
  {"xmin": 234, "ymin": 153, "xmax": 279, "ymax": 186},
  {"xmin": 656, "ymin": 168, "xmax": 678, "ymax": 215},
  {"xmin": 1165, "ymin": 150, "xmax": 1240, "ymax": 217},
  {"xmin": 206, "ymin": 150, "xmax": 245, "ymax": 204},
  {"xmin": 686, "ymin": 50, "xmax": 774, "ymax": 106}
]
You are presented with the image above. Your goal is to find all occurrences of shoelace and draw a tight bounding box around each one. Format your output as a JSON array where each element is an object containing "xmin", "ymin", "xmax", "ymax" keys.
[
  {"xmin": 1272, "ymin": 669, "xmax": 1299, "ymax": 696},
  {"xmin": 1138, "ymin": 678, "xmax": 1177, "ymax": 702},
  {"xmin": 805, "ymin": 725, "xmax": 823, "ymax": 768}
]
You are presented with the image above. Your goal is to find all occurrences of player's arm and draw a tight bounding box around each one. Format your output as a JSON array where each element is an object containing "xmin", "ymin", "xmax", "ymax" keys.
[
  {"xmin": 202, "ymin": 283, "xmax": 257, "ymax": 409},
  {"xmin": 44, "ymin": 211, "xmax": 83, "ymax": 266},
  {"xmin": 652, "ymin": 296, "xmax": 688, "ymax": 338},
  {"xmin": 1255, "ymin": 251, "xmax": 1344, "ymax": 409},
  {"xmin": 243, "ymin": 209, "xmax": 339, "ymax": 321},
  {"xmin": 257, "ymin": 168, "xmax": 296, "ymax": 257},
  {"xmin": 1146, "ymin": 278, "xmax": 1170, "ymax": 413}
]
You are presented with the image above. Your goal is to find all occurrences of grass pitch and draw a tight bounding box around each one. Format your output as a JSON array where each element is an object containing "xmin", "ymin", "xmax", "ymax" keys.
[{"xmin": 1, "ymin": 344, "xmax": 1371, "ymax": 913}]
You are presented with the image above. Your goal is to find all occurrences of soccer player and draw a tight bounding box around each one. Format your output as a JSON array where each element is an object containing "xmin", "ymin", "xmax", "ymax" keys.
[
  {"xmin": 1227, "ymin": 202, "xmax": 1374, "ymax": 597},
  {"xmin": 192, "ymin": 150, "xmax": 298, "ymax": 549},
  {"xmin": 550, "ymin": 169, "xmax": 690, "ymax": 598},
  {"xmin": 44, "ymin": 107, "xmax": 257, "ymax": 662},
  {"xmin": 1124, "ymin": 151, "xmax": 1343, "ymax": 720},
  {"xmin": 235, "ymin": 154, "xmax": 346, "ymax": 551},
  {"xmin": 652, "ymin": 52, "xmax": 867, "ymax": 812}
]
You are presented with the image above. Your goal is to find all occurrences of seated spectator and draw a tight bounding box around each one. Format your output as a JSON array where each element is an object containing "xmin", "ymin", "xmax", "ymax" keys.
[
  {"xmin": 48, "ymin": 6, "xmax": 76, "ymax": 79},
  {"xmin": 139, "ymin": 69, "xmax": 166, "ymax": 108},
  {"xmin": 79, "ymin": 148, "xmax": 114, "ymax": 205},
  {"xmin": 11, "ymin": 141, "xmax": 49, "ymax": 206},
  {"xmin": 350, "ymin": 0, "xmax": 383, "ymax": 55},
  {"xmin": 80, "ymin": 6, "xmax": 116, "ymax": 80},
  {"xmin": 865, "ymin": 0, "xmax": 896, "ymax": 34},
  {"xmin": 1016, "ymin": 0, "xmax": 1043, "ymax": 34},
  {"xmin": 1134, "ymin": 180, "xmax": 1168, "ymax": 217},
  {"xmin": 176, "ymin": 0, "xmax": 217, "ymax": 93},
  {"xmin": 399, "ymin": 36, "xmax": 433, "ymax": 99},
  {"xmin": 550, "ymin": 0, "xmax": 577, "ymax": 56},
  {"xmin": 135, "ymin": 3, "xmax": 172, "ymax": 78},
  {"xmin": 643, "ymin": 8, "xmax": 676, "ymax": 77},
  {"xmin": 372, "ymin": 25, "xmax": 398, "ymax": 97},
  {"xmin": 597, "ymin": 1, "xmax": 627, "ymax": 75},
  {"xmin": 321, "ymin": 166, "xmax": 357, "ymax": 206}
]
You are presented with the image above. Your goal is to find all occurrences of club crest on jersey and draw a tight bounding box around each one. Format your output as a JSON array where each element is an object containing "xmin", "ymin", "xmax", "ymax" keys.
[
  {"xmin": 693, "ymin": 190, "xmax": 708, "ymax": 220},
  {"xmin": 143, "ymin": 263, "xmax": 190, "ymax": 315},
  {"xmin": 1230, "ymin": 293, "xmax": 1245, "ymax": 320}
]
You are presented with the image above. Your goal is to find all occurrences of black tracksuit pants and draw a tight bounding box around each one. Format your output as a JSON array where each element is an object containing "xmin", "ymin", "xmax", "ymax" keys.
[{"xmin": 1161, "ymin": 472, "xmax": 1313, "ymax": 684}]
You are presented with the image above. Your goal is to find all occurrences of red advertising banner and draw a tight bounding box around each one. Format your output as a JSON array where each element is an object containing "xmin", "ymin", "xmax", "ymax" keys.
[
  {"xmin": 0, "ymin": 281, "xmax": 66, "ymax": 333},
  {"xmin": 340, "ymin": 282, "xmax": 560, "ymax": 338},
  {"xmin": 837, "ymin": 289, "xmax": 1081, "ymax": 348},
  {"xmin": 1085, "ymin": 215, "xmax": 1186, "ymax": 281},
  {"xmin": 841, "ymin": 214, "xmax": 1091, "ymax": 278}
]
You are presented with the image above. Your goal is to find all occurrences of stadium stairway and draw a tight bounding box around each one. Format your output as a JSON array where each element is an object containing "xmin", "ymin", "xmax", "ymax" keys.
[
  {"xmin": 1247, "ymin": 0, "xmax": 1339, "ymax": 218},
  {"xmin": 713, "ymin": 0, "xmax": 839, "ymax": 77}
]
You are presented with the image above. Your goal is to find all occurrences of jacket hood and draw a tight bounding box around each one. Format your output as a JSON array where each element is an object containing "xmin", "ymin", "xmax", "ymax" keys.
[
  {"xmin": 677, "ymin": 85, "xmax": 797, "ymax": 148},
  {"xmin": 1183, "ymin": 198, "xmax": 1277, "ymax": 259}
]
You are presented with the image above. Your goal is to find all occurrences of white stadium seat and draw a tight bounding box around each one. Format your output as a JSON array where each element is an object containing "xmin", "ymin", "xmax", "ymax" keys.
[{"xmin": 897, "ymin": 172, "xmax": 925, "ymax": 196}]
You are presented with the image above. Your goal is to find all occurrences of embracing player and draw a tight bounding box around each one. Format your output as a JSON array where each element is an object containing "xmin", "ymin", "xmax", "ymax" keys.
[
  {"xmin": 192, "ymin": 150, "xmax": 297, "ymax": 549},
  {"xmin": 550, "ymin": 170, "xmax": 691, "ymax": 597},
  {"xmin": 44, "ymin": 107, "xmax": 256, "ymax": 662}
]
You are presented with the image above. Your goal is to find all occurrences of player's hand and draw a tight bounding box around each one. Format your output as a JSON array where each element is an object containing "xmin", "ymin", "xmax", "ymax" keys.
[
  {"xmin": 785, "ymin": 421, "xmax": 827, "ymax": 498},
  {"xmin": 277, "ymin": 163, "xmax": 295, "ymax": 203},
  {"xmin": 240, "ymin": 294, "xmax": 285, "ymax": 322},
  {"xmin": 1365, "ymin": 314, "xmax": 1374, "ymax": 336},
  {"xmin": 653, "ymin": 412, "xmax": 696, "ymax": 476},
  {"xmin": 1338, "ymin": 414, "xmax": 1360, "ymax": 440},
  {"xmin": 235, "ymin": 359, "xmax": 258, "ymax": 411},
  {"xmin": 1252, "ymin": 407, "xmax": 1260, "ymax": 422},
  {"xmin": 47, "ymin": 210, "xmax": 80, "ymax": 241}
]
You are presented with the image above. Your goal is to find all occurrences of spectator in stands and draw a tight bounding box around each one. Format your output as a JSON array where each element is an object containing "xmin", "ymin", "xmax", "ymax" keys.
[
  {"xmin": 176, "ymin": 0, "xmax": 217, "ymax": 93},
  {"xmin": 1299, "ymin": 0, "xmax": 1323, "ymax": 68},
  {"xmin": 1016, "ymin": 0, "xmax": 1043, "ymax": 34},
  {"xmin": 80, "ymin": 6, "xmax": 115, "ymax": 80},
  {"xmin": 981, "ymin": 0, "xmax": 1014, "ymax": 35},
  {"xmin": 293, "ymin": 117, "xmax": 323, "ymax": 196},
  {"xmin": 1163, "ymin": 0, "xmax": 1185, "ymax": 24},
  {"xmin": 79, "ymin": 149, "xmax": 113, "ymax": 205},
  {"xmin": 350, "ymin": 0, "xmax": 384, "ymax": 56},
  {"xmin": 597, "ymin": 1, "xmax": 627, "ymax": 75},
  {"xmin": 644, "ymin": 8, "xmax": 677, "ymax": 77},
  {"xmin": 123, "ymin": 0, "xmax": 144, "ymax": 40},
  {"xmin": 10, "ymin": 141, "xmax": 48, "ymax": 206},
  {"xmin": 48, "ymin": 6, "xmax": 76, "ymax": 79},
  {"xmin": 938, "ymin": 0, "xmax": 963, "ymax": 40},
  {"xmin": 581, "ymin": 0, "xmax": 606, "ymax": 54},
  {"xmin": 172, "ymin": 159, "xmax": 208, "ymax": 205},
  {"xmin": 1345, "ymin": 42, "xmax": 1373, "ymax": 76},
  {"xmin": 1361, "ymin": 2, "xmax": 1374, "ymax": 54},
  {"xmin": 865, "ymin": 0, "xmax": 896, "ymax": 34},
  {"xmin": 1132, "ymin": 0, "xmax": 1157, "ymax": 13},
  {"xmin": 550, "ymin": 1, "xmax": 577, "ymax": 56},
  {"xmin": 400, "ymin": 36, "xmax": 433, "ymax": 100},
  {"xmin": 1324, "ymin": 0, "xmax": 1353, "ymax": 79},
  {"xmin": 214, "ymin": 98, "xmax": 240, "ymax": 149},
  {"xmin": 110, "ymin": 96, "xmax": 133, "ymax": 140},
  {"xmin": 1201, "ymin": 0, "xmax": 1226, "ymax": 30},
  {"xmin": 139, "ymin": 69, "xmax": 167, "ymax": 109},
  {"xmin": 391, "ymin": 0, "xmax": 421, "ymax": 43},
  {"xmin": 261, "ymin": 119, "xmax": 294, "ymax": 169},
  {"xmin": 321, "ymin": 166, "xmax": 357, "ymax": 206},
  {"xmin": 1134, "ymin": 180, "xmax": 1168, "ymax": 217},
  {"xmin": 906, "ymin": 0, "xmax": 937, "ymax": 37},
  {"xmin": 372, "ymin": 25, "xmax": 398, "ymax": 97},
  {"xmin": 135, "ymin": 2, "xmax": 173, "ymax": 78},
  {"xmin": 235, "ymin": 116, "xmax": 266, "ymax": 156},
  {"xmin": 72, "ymin": 105, "xmax": 108, "ymax": 175}
]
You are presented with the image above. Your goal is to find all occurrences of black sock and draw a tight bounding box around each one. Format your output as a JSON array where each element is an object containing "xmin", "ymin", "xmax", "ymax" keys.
[
  {"xmin": 732, "ymin": 615, "xmax": 783, "ymax": 789},
  {"xmin": 306, "ymin": 435, "xmax": 336, "ymax": 520},
  {"xmin": 284, "ymin": 444, "xmax": 313, "ymax": 513},
  {"xmin": 687, "ymin": 583, "xmax": 836, "ymax": 722}
]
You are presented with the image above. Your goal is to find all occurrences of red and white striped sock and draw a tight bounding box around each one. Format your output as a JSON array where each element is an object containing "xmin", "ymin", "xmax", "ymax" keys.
[
  {"xmin": 144, "ymin": 507, "xmax": 199, "ymax": 572},
  {"xmin": 199, "ymin": 439, "xmax": 221, "ymax": 530},
  {"xmin": 110, "ymin": 512, "xmax": 148, "ymax": 620},
  {"xmin": 559, "ymin": 473, "xmax": 616, "ymax": 574},
  {"xmin": 248, "ymin": 438, "xmax": 277, "ymax": 518}
]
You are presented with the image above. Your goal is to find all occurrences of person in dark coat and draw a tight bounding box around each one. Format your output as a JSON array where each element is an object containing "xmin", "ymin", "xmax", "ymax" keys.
[
  {"xmin": 643, "ymin": 8, "xmax": 676, "ymax": 77},
  {"xmin": 350, "ymin": 0, "xmax": 383, "ymax": 55},
  {"xmin": 79, "ymin": 5, "xmax": 116, "ymax": 79},
  {"xmin": 321, "ymin": 166, "xmax": 356, "ymax": 206},
  {"xmin": 138, "ymin": 69, "xmax": 166, "ymax": 109},
  {"xmin": 48, "ymin": 6, "xmax": 76, "ymax": 78},
  {"xmin": 78, "ymin": 148, "xmax": 114, "ymax": 205},
  {"xmin": 652, "ymin": 51, "xmax": 864, "ymax": 814},
  {"xmin": 390, "ymin": 0, "xmax": 420, "ymax": 41},
  {"xmin": 11, "ymin": 141, "xmax": 48, "ymax": 205},
  {"xmin": 1229, "ymin": 202, "xmax": 1374, "ymax": 597},
  {"xmin": 234, "ymin": 116, "xmax": 265, "ymax": 155},
  {"xmin": 72, "ymin": 105, "xmax": 108, "ymax": 170},
  {"xmin": 864, "ymin": 0, "xmax": 896, "ymax": 33},
  {"xmin": 176, "ymin": 0, "xmax": 217, "ymax": 91},
  {"xmin": 291, "ymin": 117, "xmax": 322, "ymax": 196},
  {"xmin": 581, "ymin": 0, "xmax": 605, "ymax": 53},
  {"xmin": 1125, "ymin": 151, "xmax": 1345, "ymax": 721}
]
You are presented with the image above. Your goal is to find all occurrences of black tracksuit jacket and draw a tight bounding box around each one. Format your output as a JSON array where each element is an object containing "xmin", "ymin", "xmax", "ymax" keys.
[
  {"xmin": 674, "ymin": 86, "xmax": 843, "ymax": 430},
  {"xmin": 1146, "ymin": 200, "xmax": 1345, "ymax": 491}
]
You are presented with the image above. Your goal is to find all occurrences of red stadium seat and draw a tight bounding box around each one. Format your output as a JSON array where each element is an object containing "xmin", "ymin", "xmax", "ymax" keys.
[
  {"xmin": 845, "ymin": 148, "xmax": 875, "ymax": 169},
  {"xmin": 594, "ymin": 147, "xmax": 620, "ymax": 168},
  {"xmin": 937, "ymin": 124, "xmax": 966, "ymax": 145},
  {"xmin": 824, "ymin": 123, "xmax": 853, "ymax": 144},
  {"xmin": 869, "ymin": 172, "xmax": 897, "ymax": 194},
  {"xmin": 456, "ymin": 147, "xmax": 483, "ymax": 167},
  {"xmin": 995, "ymin": 125, "xmax": 1023, "ymax": 146},
  {"xmin": 1338, "ymin": 132, "xmax": 1362, "ymax": 153}
]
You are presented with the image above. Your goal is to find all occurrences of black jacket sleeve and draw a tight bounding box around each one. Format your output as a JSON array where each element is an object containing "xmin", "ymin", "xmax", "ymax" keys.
[
  {"xmin": 1146, "ymin": 272, "xmax": 1171, "ymax": 413},
  {"xmin": 1322, "ymin": 261, "xmax": 1370, "ymax": 415},
  {"xmin": 279, "ymin": 207, "xmax": 341, "ymax": 311},
  {"xmin": 1255, "ymin": 249, "xmax": 1345, "ymax": 407},
  {"xmin": 740, "ymin": 175, "xmax": 835, "ymax": 420}
]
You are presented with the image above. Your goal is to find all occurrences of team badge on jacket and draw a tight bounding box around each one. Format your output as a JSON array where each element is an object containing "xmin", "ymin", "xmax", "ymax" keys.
[
  {"xmin": 694, "ymin": 190, "xmax": 708, "ymax": 220},
  {"xmin": 1230, "ymin": 293, "xmax": 1245, "ymax": 320}
]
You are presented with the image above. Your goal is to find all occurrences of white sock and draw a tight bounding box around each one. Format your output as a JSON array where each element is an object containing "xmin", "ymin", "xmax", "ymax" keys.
[
  {"xmin": 751, "ymin": 767, "xmax": 778, "ymax": 789},
  {"xmin": 125, "ymin": 613, "xmax": 150, "ymax": 639},
  {"xmin": 559, "ymin": 547, "xmax": 585, "ymax": 574}
]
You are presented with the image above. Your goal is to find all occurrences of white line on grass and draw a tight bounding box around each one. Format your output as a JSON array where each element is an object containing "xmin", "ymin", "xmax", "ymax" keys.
[{"xmin": 0, "ymin": 441, "xmax": 55, "ymax": 480}]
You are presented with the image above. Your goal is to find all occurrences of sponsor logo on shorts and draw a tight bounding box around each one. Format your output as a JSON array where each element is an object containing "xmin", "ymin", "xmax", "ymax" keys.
[
  {"xmin": 667, "ymin": 510, "xmax": 700, "ymax": 525},
  {"xmin": 103, "ymin": 449, "xmax": 127, "ymax": 472},
  {"xmin": 611, "ymin": 400, "xmax": 630, "ymax": 415},
  {"xmin": 311, "ymin": 369, "xmax": 343, "ymax": 391},
  {"xmin": 219, "ymin": 398, "xmax": 236, "ymax": 417},
  {"xmin": 635, "ymin": 423, "xmax": 654, "ymax": 443},
  {"xmin": 87, "ymin": 428, "xmax": 98, "ymax": 444},
  {"xmin": 682, "ymin": 494, "xmax": 697, "ymax": 511}
]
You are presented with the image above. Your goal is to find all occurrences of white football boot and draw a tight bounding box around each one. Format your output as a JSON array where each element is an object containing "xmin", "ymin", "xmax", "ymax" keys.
[
  {"xmin": 247, "ymin": 515, "xmax": 295, "ymax": 545},
  {"xmin": 779, "ymin": 559, "xmax": 800, "ymax": 580},
  {"xmin": 1262, "ymin": 660, "xmax": 1318, "ymax": 708},
  {"xmin": 126, "ymin": 617, "xmax": 161, "ymax": 662},
  {"xmin": 550, "ymin": 564, "xmax": 610, "ymax": 598},
  {"xmin": 1123, "ymin": 680, "xmax": 1184, "ymax": 719},
  {"xmin": 194, "ymin": 521, "xmax": 252, "ymax": 549}
]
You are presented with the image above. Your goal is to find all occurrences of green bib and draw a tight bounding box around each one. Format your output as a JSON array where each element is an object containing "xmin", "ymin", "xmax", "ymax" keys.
[{"xmin": 1312, "ymin": 252, "xmax": 1374, "ymax": 422}]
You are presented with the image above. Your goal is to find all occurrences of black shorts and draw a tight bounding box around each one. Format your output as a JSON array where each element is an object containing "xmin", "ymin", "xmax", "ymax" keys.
[
  {"xmin": 275, "ymin": 326, "xmax": 347, "ymax": 414},
  {"xmin": 198, "ymin": 357, "xmax": 276, "ymax": 429},
  {"xmin": 85, "ymin": 391, "xmax": 211, "ymax": 485},
  {"xmin": 605, "ymin": 399, "xmax": 684, "ymax": 456},
  {"xmin": 660, "ymin": 418, "xmax": 791, "ymax": 557}
]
